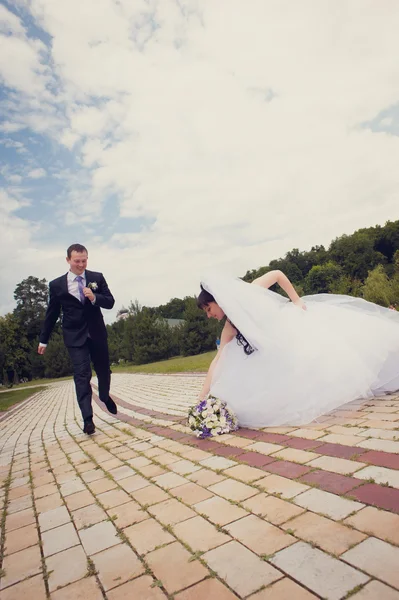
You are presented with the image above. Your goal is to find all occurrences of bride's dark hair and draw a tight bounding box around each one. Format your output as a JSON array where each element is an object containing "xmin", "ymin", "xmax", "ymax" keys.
[
  {"xmin": 197, "ymin": 285, "xmax": 255, "ymax": 355},
  {"xmin": 196, "ymin": 285, "xmax": 216, "ymax": 309}
]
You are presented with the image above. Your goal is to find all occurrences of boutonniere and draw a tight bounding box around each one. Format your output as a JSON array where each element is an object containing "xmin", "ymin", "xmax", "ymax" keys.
[{"xmin": 88, "ymin": 282, "xmax": 98, "ymax": 291}]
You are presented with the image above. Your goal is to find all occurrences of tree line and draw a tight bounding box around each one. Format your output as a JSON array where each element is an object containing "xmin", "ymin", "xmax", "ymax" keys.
[{"xmin": 1, "ymin": 220, "xmax": 399, "ymax": 385}]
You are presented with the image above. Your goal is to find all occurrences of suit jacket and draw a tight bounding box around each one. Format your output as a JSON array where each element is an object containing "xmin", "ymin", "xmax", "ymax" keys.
[{"xmin": 39, "ymin": 270, "xmax": 115, "ymax": 347}]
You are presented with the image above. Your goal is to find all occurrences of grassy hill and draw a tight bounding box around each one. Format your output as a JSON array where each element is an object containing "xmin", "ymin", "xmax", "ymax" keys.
[{"xmin": 112, "ymin": 351, "xmax": 216, "ymax": 374}]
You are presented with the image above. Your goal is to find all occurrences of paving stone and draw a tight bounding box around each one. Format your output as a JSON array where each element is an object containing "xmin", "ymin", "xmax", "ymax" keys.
[
  {"xmin": 348, "ymin": 483, "xmax": 399, "ymax": 513},
  {"xmin": 255, "ymin": 474, "xmax": 309, "ymax": 498},
  {"xmin": 118, "ymin": 473, "xmax": 151, "ymax": 492},
  {"xmin": 4, "ymin": 523, "xmax": 39, "ymax": 555},
  {"xmin": 0, "ymin": 544, "xmax": 42, "ymax": 588},
  {"xmin": 344, "ymin": 506, "xmax": 399, "ymax": 545},
  {"xmin": 109, "ymin": 465, "xmax": 136, "ymax": 480},
  {"xmin": 226, "ymin": 514, "xmax": 296, "ymax": 555},
  {"xmin": 271, "ymin": 541, "xmax": 368, "ymax": 599},
  {"xmin": 5, "ymin": 507, "xmax": 35, "ymax": 532},
  {"xmin": 148, "ymin": 498, "xmax": 196, "ymax": 525},
  {"xmin": 223, "ymin": 464, "xmax": 266, "ymax": 482},
  {"xmin": 168, "ymin": 459, "xmax": 201, "ymax": 475},
  {"xmin": 64, "ymin": 490, "xmax": 96, "ymax": 511},
  {"xmin": 146, "ymin": 541, "xmax": 208, "ymax": 594},
  {"xmin": 0, "ymin": 574, "xmax": 47, "ymax": 600},
  {"xmin": 348, "ymin": 580, "xmax": 399, "ymax": 599},
  {"xmin": 248, "ymin": 577, "xmax": 319, "ymax": 599},
  {"xmin": 199, "ymin": 456, "xmax": 237, "ymax": 470},
  {"xmin": 299, "ymin": 470, "xmax": 362, "ymax": 494},
  {"xmin": 354, "ymin": 465, "xmax": 399, "ymax": 488},
  {"xmin": 45, "ymin": 545, "xmax": 89, "ymax": 591},
  {"xmin": 307, "ymin": 455, "xmax": 366, "ymax": 475},
  {"xmin": 81, "ymin": 468, "xmax": 105, "ymax": 483},
  {"xmin": 93, "ymin": 542, "xmax": 144, "ymax": 591},
  {"xmin": 38, "ymin": 505, "xmax": 71, "ymax": 532},
  {"xmin": 360, "ymin": 450, "xmax": 399, "ymax": 470},
  {"xmin": 342, "ymin": 537, "xmax": 399, "ymax": 588},
  {"xmin": 270, "ymin": 448, "xmax": 320, "ymax": 464},
  {"xmin": 50, "ymin": 576, "xmax": 103, "ymax": 600},
  {"xmin": 88, "ymin": 478, "xmax": 118, "ymax": 494},
  {"xmin": 131, "ymin": 483, "xmax": 170, "ymax": 505},
  {"xmin": 187, "ymin": 469, "xmax": 226, "ymax": 487},
  {"xmin": 7, "ymin": 495, "xmax": 33, "ymax": 514},
  {"xmin": 34, "ymin": 483, "xmax": 58, "ymax": 499},
  {"xmin": 174, "ymin": 515, "xmax": 230, "ymax": 552},
  {"xmin": 140, "ymin": 464, "xmax": 167, "ymax": 478},
  {"xmin": 36, "ymin": 492, "xmax": 64, "ymax": 513},
  {"xmin": 153, "ymin": 472, "xmax": 188, "ymax": 489},
  {"xmin": 174, "ymin": 577, "xmax": 237, "ymax": 599},
  {"xmin": 72, "ymin": 503, "xmax": 108, "ymax": 529},
  {"xmin": 282, "ymin": 511, "xmax": 366, "ymax": 555},
  {"xmin": 169, "ymin": 481, "xmax": 214, "ymax": 504},
  {"xmin": 124, "ymin": 518, "xmax": 174, "ymax": 554},
  {"xmin": 194, "ymin": 495, "xmax": 247, "ymax": 525},
  {"xmin": 42, "ymin": 522, "xmax": 80, "ymax": 557},
  {"xmin": 8, "ymin": 484, "xmax": 31, "ymax": 500},
  {"xmin": 244, "ymin": 441, "xmax": 285, "ymax": 455},
  {"xmin": 106, "ymin": 574, "xmax": 167, "ymax": 599},
  {"xmin": 243, "ymin": 493, "xmax": 305, "ymax": 525},
  {"xmin": 97, "ymin": 488, "xmax": 131, "ymax": 509},
  {"xmin": 203, "ymin": 540, "xmax": 281, "ymax": 597},
  {"xmin": 107, "ymin": 499, "xmax": 149, "ymax": 528},
  {"xmin": 357, "ymin": 438, "xmax": 399, "ymax": 453},
  {"xmin": 79, "ymin": 520, "xmax": 120, "ymax": 555},
  {"xmin": 294, "ymin": 488, "xmax": 364, "ymax": 520},
  {"xmin": 262, "ymin": 460, "xmax": 311, "ymax": 478},
  {"xmin": 208, "ymin": 478, "xmax": 259, "ymax": 502}
]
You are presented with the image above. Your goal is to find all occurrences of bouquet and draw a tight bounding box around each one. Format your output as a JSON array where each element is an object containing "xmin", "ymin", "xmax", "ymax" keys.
[{"xmin": 188, "ymin": 395, "xmax": 239, "ymax": 439}]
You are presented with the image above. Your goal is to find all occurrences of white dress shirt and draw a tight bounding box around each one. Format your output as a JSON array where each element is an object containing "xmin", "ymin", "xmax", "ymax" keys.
[{"xmin": 39, "ymin": 270, "xmax": 96, "ymax": 348}]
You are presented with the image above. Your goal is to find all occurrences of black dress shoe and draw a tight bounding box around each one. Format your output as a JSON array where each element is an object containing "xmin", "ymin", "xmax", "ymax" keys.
[
  {"xmin": 103, "ymin": 396, "xmax": 117, "ymax": 415},
  {"xmin": 83, "ymin": 420, "xmax": 95, "ymax": 435}
]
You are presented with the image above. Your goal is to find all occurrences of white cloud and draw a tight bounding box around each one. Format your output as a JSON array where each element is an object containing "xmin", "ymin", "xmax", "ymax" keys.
[
  {"xmin": 1, "ymin": 0, "xmax": 399, "ymax": 322},
  {"xmin": 27, "ymin": 167, "xmax": 46, "ymax": 178}
]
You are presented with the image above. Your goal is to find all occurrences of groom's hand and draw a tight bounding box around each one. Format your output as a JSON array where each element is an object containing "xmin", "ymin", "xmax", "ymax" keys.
[
  {"xmin": 37, "ymin": 344, "xmax": 46, "ymax": 355},
  {"xmin": 83, "ymin": 287, "xmax": 95, "ymax": 302}
]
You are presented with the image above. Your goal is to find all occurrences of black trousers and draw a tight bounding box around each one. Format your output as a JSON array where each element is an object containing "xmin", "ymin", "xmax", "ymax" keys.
[{"xmin": 67, "ymin": 338, "xmax": 111, "ymax": 422}]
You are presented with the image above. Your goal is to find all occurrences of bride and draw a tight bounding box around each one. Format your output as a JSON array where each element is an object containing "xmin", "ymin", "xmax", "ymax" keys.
[{"xmin": 197, "ymin": 269, "xmax": 399, "ymax": 427}]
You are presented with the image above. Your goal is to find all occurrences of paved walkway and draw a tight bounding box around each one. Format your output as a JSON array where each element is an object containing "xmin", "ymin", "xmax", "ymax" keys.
[{"xmin": 0, "ymin": 374, "xmax": 398, "ymax": 600}]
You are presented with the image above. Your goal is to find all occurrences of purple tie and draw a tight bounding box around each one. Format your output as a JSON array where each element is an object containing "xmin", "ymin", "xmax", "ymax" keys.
[{"xmin": 76, "ymin": 276, "xmax": 85, "ymax": 303}]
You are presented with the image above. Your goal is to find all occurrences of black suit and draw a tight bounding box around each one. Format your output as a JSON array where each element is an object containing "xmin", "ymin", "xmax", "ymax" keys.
[{"xmin": 40, "ymin": 270, "xmax": 115, "ymax": 422}]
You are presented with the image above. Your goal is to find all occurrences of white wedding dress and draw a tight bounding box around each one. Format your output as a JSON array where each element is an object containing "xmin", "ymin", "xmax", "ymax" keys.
[{"xmin": 202, "ymin": 273, "xmax": 399, "ymax": 427}]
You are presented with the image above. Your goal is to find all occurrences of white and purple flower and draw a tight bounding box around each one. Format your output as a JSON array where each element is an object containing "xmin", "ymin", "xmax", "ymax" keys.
[{"xmin": 188, "ymin": 395, "xmax": 239, "ymax": 439}]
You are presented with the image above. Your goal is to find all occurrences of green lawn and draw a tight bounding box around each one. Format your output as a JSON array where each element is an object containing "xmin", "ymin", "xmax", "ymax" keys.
[
  {"xmin": 112, "ymin": 351, "xmax": 216, "ymax": 374},
  {"xmin": 0, "ymin": 387, "xmax": 47, "ymax": 412},
  {"xmin": 9, "ymin": 376, "xmax": 72, "ymax": 389}
]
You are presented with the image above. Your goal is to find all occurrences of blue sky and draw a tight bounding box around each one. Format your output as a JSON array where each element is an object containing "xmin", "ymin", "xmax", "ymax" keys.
[{"xmin": 1, "ymin": 0, "xmax": 399, "ymax": 322}]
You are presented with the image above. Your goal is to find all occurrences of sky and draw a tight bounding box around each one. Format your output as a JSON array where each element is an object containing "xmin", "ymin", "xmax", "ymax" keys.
[{"xmin": 1, "ymin": 0, "xmax": 399, "ymax": 324}]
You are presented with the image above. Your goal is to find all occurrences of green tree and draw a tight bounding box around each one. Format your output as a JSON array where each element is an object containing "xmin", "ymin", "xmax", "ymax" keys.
[
  {"xmin": 13, "ymin": 276, "xmax": 48, "ymax": 342},
  {"xmin": 43, "ymin": 333, "xmax": 73, "ymax": 378},
  {"xmin": 0, "ymin": 313, "xmax": 31, "ymax": 384},
  {"xmin": 180, "ymin": 298, "xmax": 220, "ymax": 356},
  {"xmin": 304, "ymin": 262, "xmax": 343, "ymax": 294},
  {"xmin": 362, "ymin": 264, "xmax": 395, "ymax": 307},
  {"xmin": 329, "ymin": 232, "xmax": 386, "ymax": 280},
  {"xmin": 157, "ymin": 298, "xmax": 187, "ymax": 319}
]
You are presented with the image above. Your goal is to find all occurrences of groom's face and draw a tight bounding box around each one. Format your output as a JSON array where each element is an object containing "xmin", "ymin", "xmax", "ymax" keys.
[{"xmin": 67, "ymin": 251, "xmax": 88, "ymax": 275}]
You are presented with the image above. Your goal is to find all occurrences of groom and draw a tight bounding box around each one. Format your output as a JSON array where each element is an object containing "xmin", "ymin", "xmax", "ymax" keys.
[{"xmin": 38, "ymin": 243, "xmax": 117, "ymax": 434}]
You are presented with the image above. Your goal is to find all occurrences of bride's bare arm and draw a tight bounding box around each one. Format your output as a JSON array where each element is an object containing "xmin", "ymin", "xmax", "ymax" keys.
[
  {"xmin": 252, "ymin": 269, "xmax": 305, "ymax": 308},
  {"xmin": 198, "ymin": 320, "xmax": 236, "ymax": 400}
]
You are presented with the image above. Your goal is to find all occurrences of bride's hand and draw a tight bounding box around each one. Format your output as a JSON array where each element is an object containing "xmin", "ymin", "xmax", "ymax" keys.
[{"xmin": 294, "ymin": 299, "xmax": 307, "ymax": 311}]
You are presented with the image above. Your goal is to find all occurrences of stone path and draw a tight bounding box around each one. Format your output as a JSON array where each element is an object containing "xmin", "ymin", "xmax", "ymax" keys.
[{"xmin": 1, "ymin": 373, "xmax": 399, "ymax": 599}]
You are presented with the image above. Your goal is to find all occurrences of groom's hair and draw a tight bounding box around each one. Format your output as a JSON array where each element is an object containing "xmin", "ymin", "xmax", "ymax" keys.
[{"xmin": 67, "ymin": 243, "xmax": 88, "ymax": 258}]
